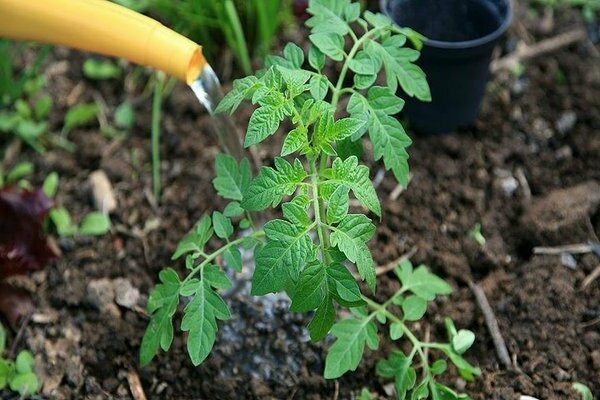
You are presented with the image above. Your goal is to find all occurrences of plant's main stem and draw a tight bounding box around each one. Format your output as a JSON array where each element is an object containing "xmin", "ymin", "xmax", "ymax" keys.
[{"xmin": 310, "ymin": 158, "xmax": 331, "ymax": 264}]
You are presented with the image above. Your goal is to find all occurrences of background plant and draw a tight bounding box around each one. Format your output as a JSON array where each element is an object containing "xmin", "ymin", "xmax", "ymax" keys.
[
  {"xmin": 0, "ymin": 323, "xmax": 39, "ymax": 397},
  {"xmin": 141, "ymin": 1, "xmax": 479, "ymax": 398}
]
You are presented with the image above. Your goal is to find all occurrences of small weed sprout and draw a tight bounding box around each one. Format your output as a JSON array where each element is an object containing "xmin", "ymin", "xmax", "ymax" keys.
[
  {"xmin": 0, "ymin": 323, "xmax": 39, "ymax": 397},
  {"xmin": 141, "ymin": 1, "xmax": 480, "ymax": 398}
]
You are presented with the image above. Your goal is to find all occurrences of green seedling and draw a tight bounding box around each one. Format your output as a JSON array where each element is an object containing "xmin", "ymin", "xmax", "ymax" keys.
[
  {"xmin": 141, "ymin": 2, "xmax": 478, "ymax": 398},
  {"xmin": 0, "ymin": 323, "xmax": 39, "ymax": 397},
  {"xmin": 83, "ymin": 58, "xmax": 122, "ymax": 80},
  {"xmin": 573, "ymin": 382, "xmax": 594, "ymax": 400},
  {"xmin": 468, "ymin": 223, "xmax": 486, "ymax": 246},
  {"xmin": 532, "ymin": 0, "xmax": 600, "ymax": 22}
]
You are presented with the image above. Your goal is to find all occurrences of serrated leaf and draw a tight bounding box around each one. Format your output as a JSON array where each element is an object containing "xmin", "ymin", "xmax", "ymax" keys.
[
  {"xmin": 212, "ymin": 211, "xmax": 233, "ymax": 239},
  {"xmin": 395, "ymin": 261, "xmax": 452, "ymax": 301},
  {"xmin": 324, "ymin": 316, "xmax": 375, "ymax": 379},
  {"xmin": 282, "ymin": 126, "xmax": 308, "ymax": 156},
  {"xmin": 282, "ymin": 200, "xmax": 310, "ymax": 227},
  {"xmin": 203, "ymin": 265, "xmax": 233, "ymax": 289},
  {"xmin": 324, "ymin": 156, "xmax": 381, "ymax": 217},
  {"xmin": 223, "ymin": 202, "xmax": 245, "ymax": 217},
  {"xmin": 213, "ymin": 154, "xmax": 252, "ymax": 201},
  {"xmin": 306, "ymin": 0, "xmax": 351, "ymax": 35},
  {"xmin": 284, "ymin": 43, "xmax": 305, "ymax": 68},
  {"xmin": 140, "ymin": 268, "xmax": 181, "ymax": 366},
  {"xmin": 354, "ymin": 73, "xmax": 377, "ymax": 90},
  {"xmin": 452, "ymin": 330, "xmax": 476, "ymax": 354},
  {"xmin": 245, "ymin": 105, "xmax": 284, "ymax": 147},
  {"xmin": 215, "ymin": 76, "xmax": 260, "ymax": 114},
  {"xmin": 172, "ymin": 216, "xmax": 213, "ymax": 260},
  {"xmin": 291, "ymin": 262, "xmax": 326, "ymax": 312},
  {"xmin": 310, "ymin": 32, "xmax": 345, "ymax": 62},
  {"xmin": 252, "ymin": 220, "xmax": 314, "ymax": 295},
  {"xmin": 349, "ymin": 51, "xmax": 380, "ymax": 75},
  {"xmin": 326, "ymin": 263, "xmax": 364, "ymax": 306},
  {"xmin": 344, "ymin": 2, "xmax": 361, "ymax": 21},
  {"xmin": 364, "ymin": 10, "xmax": 393, "ymax": 28},
  {"xmin": 309, "ymin": 45, "xmax": 326, "ymax": 71},
  {"xmin": 327, "ymin": 184, "xmax": 349, "ymax": 224},
  {"xmin": 366, "ymin": 37, "xmax": 431, "ymax": 101},
  {"xmin": 310, "ymin": 74, "xmax": 329, "ymax": 101},
  {"xmin": 402, "ymin": 295, "xmax": 427, "ymax": 321},
  {"xmin": 242, "ymin": 158, "xmax": 307, "ymax": 211},
  {"xmin": 330, "ymin": 214, "xmax": 376, "ymax": 290},
  {"xmin": 181, "ymin": 278, "xmax": 230, "ymax": 366},
  {"xmin": 223, "ymin": 246, "xmax": 243, "ymax": 272},
  {"xmin": 376, "ymin": 350, "xmax": 416, "ymax": 399},
  {"xmin": 308, "ymin": 295, "xmax": 336, "ymax": 341}
]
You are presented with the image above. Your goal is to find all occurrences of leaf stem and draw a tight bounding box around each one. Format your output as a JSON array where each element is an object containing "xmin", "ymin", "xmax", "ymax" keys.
[
  {"xmin": 309, "ymin": 158, "xmax": 330, "ymax": 264},
  {"xmin": 183, "ymin": 230, "xmax": 265, "ymax": 284}
]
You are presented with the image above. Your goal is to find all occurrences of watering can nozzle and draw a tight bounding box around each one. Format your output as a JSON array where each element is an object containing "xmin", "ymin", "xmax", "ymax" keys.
[{"xmin": 0, "ymin": 0, "xmax": 208, "ymax": 84}]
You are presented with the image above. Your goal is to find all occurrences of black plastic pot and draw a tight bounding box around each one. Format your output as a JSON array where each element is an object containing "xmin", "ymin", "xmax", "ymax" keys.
[{"xmin": 380, "ymin": 0, "xmax": 512, "ymax": 134}]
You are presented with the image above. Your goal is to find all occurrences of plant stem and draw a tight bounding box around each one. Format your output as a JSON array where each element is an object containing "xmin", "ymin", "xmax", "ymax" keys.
[
  {"xmin": 309, "ymin": 158, "xmax": 331, "ymax": 264},
  {"xmin": 151, "ymin": 73, "xmax": 163, "ymax": 202},
  {"xmin": 183, "ymin": 230, "xmax": 265, "ymax": 284}
]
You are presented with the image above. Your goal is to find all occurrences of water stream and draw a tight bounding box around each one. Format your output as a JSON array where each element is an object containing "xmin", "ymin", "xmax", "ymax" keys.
[{"xmin": 190, "ymin": 65, "xmax": 245, "ymax": 160}]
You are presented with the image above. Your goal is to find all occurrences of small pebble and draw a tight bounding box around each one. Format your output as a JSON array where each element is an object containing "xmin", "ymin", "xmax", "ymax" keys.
[
  {"xmin": 89, "ymin": 170, "xmax": 117, "ymax": 214},
  {"xmin": 555, "ymin": 111, "xmax": 577, "ymax": 136},
  {"xmin": 560, "ymin": 252, "xmax": 577, "ymax": 270},
  {"xmin": 86, "ymin": 278, "xmax": 115, "ymax": 310},
  {"xmin": 500, "ymin": 176, "xmax": 519, "ymax": 197},
  {"xmin": 113, "ymin": 278, "xmax": 140, "ymax": 309}
]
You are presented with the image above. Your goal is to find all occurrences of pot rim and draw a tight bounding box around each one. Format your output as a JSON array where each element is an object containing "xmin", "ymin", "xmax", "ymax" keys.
[{"xmin": 380, "ymin": 0, "xmax": 513, "ymax": 50}]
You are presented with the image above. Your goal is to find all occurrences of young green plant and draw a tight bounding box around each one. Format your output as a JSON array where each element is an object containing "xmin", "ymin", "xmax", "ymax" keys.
[
  {"xmin": 0, "ymin": 323, "xmax": 39, "ymax": 397},
  {"xmin": 141, "ymin": 1, "xmax": 479, "ymax": 398}
]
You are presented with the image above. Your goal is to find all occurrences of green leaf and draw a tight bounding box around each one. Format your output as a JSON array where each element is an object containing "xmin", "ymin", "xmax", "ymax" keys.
[
  {"xmin": 215, "ymin": 76, "xmax": 260, "ymax": 114},
  {"xmin": 330, "ymin": 214, "xmax": 376, "ymax": 291},
  {"xmin": 314, "ymin": 115, "xmax": 365, "ymax": 154},
  {"xmin": 212, "ymin": 211, "xmax": 233, "ymax": 240},
  {"xmin": 252, "ymin": 220, "xmax": 314, "ymax": 295},
  {"xmin": 366, "ymin": 37, "xmax": 431, "ymax": 101},
  {"xmin": 0, "ymin": 322, "xmax": 5, "ymax": 354},
  {"xmin": 114, "ymin": 101, "xmax": 135, "ymax": 129},
  {"xmin": 282, "ymin": 200, "xmax": 310, "ymax": 227},
  {"xmin": 306, "ymin": 0, "xmax": 351, "ymax": 35},
  {"xmin": 281, "ymin": 126, "xmax": 308, "ymax": 156},
  {"xmin": 452, "ymin": 330, "xmax": 476, "ymax": 354},
  {"xmin": 9, "ymin": 371, "xmax": 38, "ymax": 396},
  {"xmin": 291, "ymin": 262, "xmax": 326, "ymax": 312},
  {"xmin": 223, "ymin": 202, "xmax": 245, "ymax": 218},
  {"xmin": 324, "ymin": 156, "xmax": 381, "ymax": 217},
  {"xmin": 203, "ymin": 265, "xmax": 233, "ymax": 290},
  {"xmin": 430, "ymin": 359, "xmax": 448, "ymax": 375},
  {"xmin": 364, "ymin": 10, "xmax": 393, "ymax": 28},
  {"xmin": 79, "ymin": 212, "xmax": 111, "ymax": 236},
  {"xmin": 140, "ymin": 268, "xmax": 181, "ymax": 366},
  {"xmin": 326, "ymin": 184, "xmax": 349, "ymax": 224},
  {"xmin": 347, "ymin": 88, "xmax": 411, "ymax": 186},
  {"xmin": 310, "ymin": 75, "xmax": 329, "ymax": 101},
  {"xmin": 245, "ymin": 105, "xmax": 284, "ymax": 147},
  {"xmin": 213, "ymin": 154, "xmax": 252, "ymax": 201},
  {"xmin": 83, "ymin": 59, "xmax": 122, "ymax": 80},
  {"xmin": 49, "ymin": 207, "xmax": 78, "ymax": 236},
  {"xmin": 573, "ymin": 383, "xmax": 593, "ymax": 400},
  {"xmin": 349, "ymin": 51, "xmax": 380, "ymax": 75},
  {"xmin": 401, "ymin": 295, "xmax": 427, "ymax": 321},
  {"xmin": 344, "ymin": 2, "xmax": 361, "ymax": 21},
  {"xmin": 242, "ymin": 158, "xmax": 307, "ymax": 211},
  {"xmin": 172, "ymin": 215, "xmax": 213, "ymax": 260},
  {"xmin": 354, "ymin": 73, "xmax": 377, "ymax": 90},
  {"xmin": 34, "ymin": 94, "xmax": 52, "ymax": 119},
  {"xmin": 308, "ymin": 295, "xmax": 336, "ymax": 341},
  {"xmin": 63, "ymin": 103, "xmax": 98, "ymax": 133},
  {"xmin": 440, "ymin": 346, "xmax": 481, "ymax": 381},
  {"xmin": 309, "ymin": 45, "xmax": 326, "ymax": 71},
  {"xmin": 0, "ymin": 360, "xmax": 8, "ymax": 390},
  {"xmin": 42, "ymin": 172, "xmax": 59, "ymax": 198},
  {"xmin": 309, "ymin": 33, "xmax": 345, "ymax": 61},
  {"xmin": 223, "ymin": 246, "xmax": 243, "ymax": 273},
  {"xmin": 181, "ymin": 278, "xmax": 231, "ymax": 366},
  {"xmin": 15, "ymin": 351, "xmax": 34, "ymax": 374},
  {"xmin": 326, "ymin": 263, "xmax": 364, "ymax": 306},
  {"xmin": 390, "ymin": 322, "xmax": 404, "ymax": 340},
  {"xmin": 7, "ymin": 162, "xmax": 33, "ymax": 183},
  {"xmin": 376, "ymin": 350, "xmax": 416, "ymax": 399},
  {"xmin": 324, "ymin": 316, "xmax": 377, "ymax": 379},
  {"xmin": 395, "ymin": 261, "xmax": 453, "ymax": 301}
]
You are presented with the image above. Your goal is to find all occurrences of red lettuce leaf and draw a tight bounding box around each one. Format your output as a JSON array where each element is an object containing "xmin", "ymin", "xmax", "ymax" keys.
[{"xmin": 0, "ymin": 187, "xmax": 59, "ymax": 279}]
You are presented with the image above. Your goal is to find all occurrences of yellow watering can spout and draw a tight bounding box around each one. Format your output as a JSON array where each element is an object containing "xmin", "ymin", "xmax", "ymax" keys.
[{"xmin": 0, "ymin": 0, "xmax": 206, "ymax": 84}]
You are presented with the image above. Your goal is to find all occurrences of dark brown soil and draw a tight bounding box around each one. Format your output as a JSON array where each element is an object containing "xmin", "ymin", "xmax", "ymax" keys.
[{"xmin": 1, "ymin": 2, "xmax": 599, "ymax": 400}]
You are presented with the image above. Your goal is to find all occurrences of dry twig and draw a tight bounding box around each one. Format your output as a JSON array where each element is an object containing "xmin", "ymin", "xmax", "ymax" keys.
[
  {"xmin": 127, "ymin": 370, "xmax": 147, "ymax": 400},
  {"xmin": 582, "ymin": 264, "xmax": 600, "ymax": 289},
  {"xmin": 467, "ymin": 280, "xmax": 512, "ymax": 369},
  {"xmin": 492, "ymin": 29, "xmax": 587, "ymax": 73},
  {"xmin": 533, "ymin": 243, "xmax": 592, "ymax": 255}
]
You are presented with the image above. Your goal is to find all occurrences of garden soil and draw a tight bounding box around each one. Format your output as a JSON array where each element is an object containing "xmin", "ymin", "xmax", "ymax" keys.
[{"xmin": 1, "ymin": 4, "xmax": 599, "ymax": 400}]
